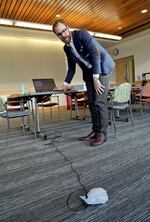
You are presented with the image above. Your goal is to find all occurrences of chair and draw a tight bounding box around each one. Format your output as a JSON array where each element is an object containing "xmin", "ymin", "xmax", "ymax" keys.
[
  {"xmin": 138, "ymin": 82, "xmax": 150, "ymax": 114},
  {"xmin": 131, "ymin": 85, "xmax": 142, "ymax": 112},
  {"xmin": 7, "ymin": 95, "xmax": 30, "ymax": 111},
  {"xmin": 37, "ymin": 95, "xmax": 60, "ymax": 120},
  {"xmin": 66, "ymin": 92, "xmax": 88, "ymax": 120},
  {"xmin": 0, "ymin": 96, "xmax": 33, "ymax": 144},
  {"xmin": 32, "ymin": 78, "xmax": 60, "ymax": 120},
  {"xmin": 6, "ymin": 95, "xmax": 31, "ymax": 129},
  {"xmin": 108, "ymin": 82, "xmax": 133, "ymax": 138}
]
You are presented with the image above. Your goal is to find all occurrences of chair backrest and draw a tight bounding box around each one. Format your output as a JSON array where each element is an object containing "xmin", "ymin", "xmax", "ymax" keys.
[
  {"xmin": 32, "ymin": 78, "xmax": 56, "ymax": 92},
  {"xmin": 6, "ymin": 95, "xmax": 30, "ymax": 111},
  {"xmin": 141, "ymin": 82, "xmax": 150, "ymax": 97},
  {"xmin": 0, "ymin": 97, "xmax": 5, "ymax": 112},
  {"xmin": 113, "ymin": 82, "xmax": 131, "ymax": 103}
]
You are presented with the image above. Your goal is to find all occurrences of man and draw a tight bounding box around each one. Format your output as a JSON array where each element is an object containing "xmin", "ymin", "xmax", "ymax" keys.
[{"xmin": 53, "ymin": 19, "xmax": 115, "ymax": 146}]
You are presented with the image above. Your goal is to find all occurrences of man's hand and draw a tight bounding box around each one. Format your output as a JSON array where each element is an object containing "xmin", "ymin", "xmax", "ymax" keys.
[
  {"xmin": 54, "ymin": 85, "xmax": 73, "ymax": 91},
  {"xmin": 93, "ymin": 79, "xmax": 105, "ymax": 94}
]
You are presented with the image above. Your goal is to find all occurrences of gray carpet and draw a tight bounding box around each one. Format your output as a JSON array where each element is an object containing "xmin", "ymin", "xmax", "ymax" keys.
[{"xmin": 0, "ymin": 112, "xmax": 150, "ymax": 222}]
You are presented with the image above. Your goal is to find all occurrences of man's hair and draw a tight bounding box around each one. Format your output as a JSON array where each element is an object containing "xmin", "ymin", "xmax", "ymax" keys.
[{"xmin": 52, "ymin": 19, "xmax": 68, "ymax": 34}]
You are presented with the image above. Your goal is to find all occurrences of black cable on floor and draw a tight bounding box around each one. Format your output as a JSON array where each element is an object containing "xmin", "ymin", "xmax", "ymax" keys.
[{"xmin": 45, "ymin": 132, "xmax": 88, "ymax": 212}]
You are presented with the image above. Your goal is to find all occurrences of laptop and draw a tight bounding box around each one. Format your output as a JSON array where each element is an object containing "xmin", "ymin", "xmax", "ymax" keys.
[{"xmin": 32, "ymin": 78, "xmax": 56, "ymax": 92}]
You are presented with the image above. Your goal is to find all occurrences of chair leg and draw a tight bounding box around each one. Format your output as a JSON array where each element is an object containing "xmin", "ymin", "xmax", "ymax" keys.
[
  {"xmin": 70, "ymin": 105, "xmax": 73, "ymax": 119},
  {"xmin": 57, "ymin": 104, "xmax": 60, "ymax": 120},
  {"xmin": 57, "ymin": 96, "xmax": 60, "ymax": 120},
  {"xmin": 50, "ymin": 107, "xmax": 52, "ymax": 120},
  {"xmin": 6, "ymin": 118, "xmax": 10, "ymax": 146},
  {"xmin": 129, "ymin": 106, "xmax": 134, "ymax": 132},
  {"xmin": 22, "ymin": 115, "xmax": 29, "ymax": 130},
  {"xmin": 111, "ymin": 110, "xmax": 116, "ymax": 138},
  {"xmin": 140, "ymin": 102, "xmax": 144, "ymax": 115},
  {"xmin": 83, "ymin": 103, "xmax": 86, "ymax": 120},
  {"xmin": 31, "ymin": 100, "xmax": 38, "ymax": 139},
  {"xmin": 30, "ymin": 100, "xmax": 37, "ymax": 139},
  {"xmin": 42, "ymin": 105, "xmax": 45, "ymax": 121},
  {"xmin": 21, "ymin": 117, "xmax": 25, "ymax": 135},
  {"xmin": 27, "ymin": 114, "xmax": 30, "ymax": 130},
  {"xmin": 83, "ymin": 103, "xmax": 87, "ymax": 120}
]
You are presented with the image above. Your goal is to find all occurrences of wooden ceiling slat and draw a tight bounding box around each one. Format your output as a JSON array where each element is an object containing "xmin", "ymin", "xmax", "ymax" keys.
[
  {"xmin": 59, "ymin": 0, "xmax": 94, "ymax": 26},
  {"xmin": 53, "ymin": 0, "xmax": 82, "ymax": 20},
  {"xmin": 8, "ymin": 0, "xmax": 23, "ymax": 19},
  {"xmin": 13, "ymin": 0, "xmax": 27, "ymax": 20},
  {"xmin": 50, "ymin": 0, "xmax": 98, "ymax": 26},
  {"xmin": 44, "ymin": 0, "xmax": 67, "ymax": 24},
  {"xmin": 8, "ymin": 0, "xmax": 41, "ymax": 21},
  {"xmin": 48, "ymin": 0, "xmax": 83, "ymax": 24},
  {"xmin": 6, "ymin": 0, "xmax": 18, "ymax": 19},
  {"xmin": 15, "ymin": 0, "xmax": 30, "ymax": 20},
  {"xmin": 33, "ymin": 0, "xmax": 54, "ymax": 23},
  {"xmin": 24, "ymin": 0, "xmax": 49, "ymax": 22},
  {"xmin": 0, "ymin": 0, "xmax": 9, "ymax": 17},
  {"xmin": 18, "ymin": 0, "xmax": 36, "ymax": 21},
  {"xmin": 62, "ymin": 0, "xmax": 121, "ymax": 30},
  {"xmin": 31, "ymin": 0, "xmax": 60, "ymax": 24},
  {"xmin": 0, "ymin": 0, "xmax": 149, "ymax": 37},
  {"xmin": 39, "ymin": 0, "xmax": 79, "ymax": 24},
  {"xmin": 12, "ymin": 0, "xmax": 27, "ymax": 20},
  {"xmin": 82, "ymin": 0, "xmax": 149, "ymax": 33},
  {"xmin": 42, "ymin": 0, "xmax": 62, "ymax": 23},
  {"xmin": 116, "ymin": 21, "xmax": 150, "ymax": 37},
  {"xmin": 56, "ymin": 0, "xmax": 84, "ymax": 22}
]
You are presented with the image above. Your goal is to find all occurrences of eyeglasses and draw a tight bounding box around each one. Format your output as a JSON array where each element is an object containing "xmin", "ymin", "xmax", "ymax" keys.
[{"xmin": 56, "ymin": 27, "xmax": 67, "ymax": 37}]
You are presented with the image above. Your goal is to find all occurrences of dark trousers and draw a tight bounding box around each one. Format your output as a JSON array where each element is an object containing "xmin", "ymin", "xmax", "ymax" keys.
[{"xmin": 85, "ymin": 74, "xmax": 110, "ymax": 134}]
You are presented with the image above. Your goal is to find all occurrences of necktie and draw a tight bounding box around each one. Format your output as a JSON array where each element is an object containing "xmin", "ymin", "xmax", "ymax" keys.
[{"xmin": 70, "ymin": 42, "xmax": 92, "ymax": 69}]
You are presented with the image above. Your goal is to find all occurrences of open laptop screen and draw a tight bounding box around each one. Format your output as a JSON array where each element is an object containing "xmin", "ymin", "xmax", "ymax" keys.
[{"xmin": 32, "ymin": 78, "xmax": 56, "ymax": 92}]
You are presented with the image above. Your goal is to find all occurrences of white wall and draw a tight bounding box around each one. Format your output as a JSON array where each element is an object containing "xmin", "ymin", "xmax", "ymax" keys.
[
  {"xmin": 0, "ymin": 27, "xmax": 83, "ymax": 104},
  {"xmin": 0, "ymin": 26, "xmax": 149, "ymax": 104},
  {"xmin": 108, "ymin": 29, "xmax": 150, "ymax": 81}
]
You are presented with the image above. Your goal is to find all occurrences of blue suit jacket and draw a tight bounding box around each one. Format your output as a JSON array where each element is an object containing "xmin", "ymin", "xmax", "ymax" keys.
[{"xmin": 64, "ymin": 29, "xmax": 115, "ymax": 83}]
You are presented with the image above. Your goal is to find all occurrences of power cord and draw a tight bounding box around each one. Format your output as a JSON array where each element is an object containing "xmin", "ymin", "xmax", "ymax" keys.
[{"xmin": 45, "ymin": 132, "xmax": 88, "ymax": 212}]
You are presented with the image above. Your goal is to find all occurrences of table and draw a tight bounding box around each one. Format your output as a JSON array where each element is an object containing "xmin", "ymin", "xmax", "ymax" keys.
[{"xmin": 8, "ymin": 89, "xmax": 87, "ymax": 140}]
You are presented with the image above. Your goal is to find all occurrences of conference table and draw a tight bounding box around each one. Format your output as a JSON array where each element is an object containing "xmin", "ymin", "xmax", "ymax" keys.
[
  {"xmin": 8, "ymin": 89, "xmax": 87, "ymax": 140},
  {"xmin": 10, "ymin": 85, "xmax": 140, "ymax": 140}
]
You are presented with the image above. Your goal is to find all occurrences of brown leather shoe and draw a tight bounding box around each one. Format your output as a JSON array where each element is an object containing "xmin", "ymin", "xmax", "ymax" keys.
[
  {"xmin": 79, "ymin": 131, "xmax": 96, "ymax": 141},
  {"xmin": 90, "ymin": 133, "xmax": 107, "ymax": 146}
]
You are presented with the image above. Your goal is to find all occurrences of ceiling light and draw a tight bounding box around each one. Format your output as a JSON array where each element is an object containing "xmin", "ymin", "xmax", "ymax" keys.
[
  {"xmin": 94, "ymin": 32, "xmax": 122, "ymax": 41},
  {"xmin": 69, "ymin": 28, "xmax": 94, "ymax": 36},
  {"xmin": 0, "ymin": 18, "xmax": 14, "ymax": 26},
  {"xmin": 118, "ymin": 27, "xmax": 122, "ymax": 30},
  {"xmin": 0, "ymin": 19, "xmax": 122, "ymax": 41},
  {"xmin": 56, "ymin": 14, "xmax": 60, "ymax": 17},
  {"xmin": 15, "ymin": 21, "xmax": 52, "ymax": 31},
  {"xmin": 141, "ymin": 9, "xmax": 148, "ymax": 14},
  {"xmin": 88, "ymin": 31, "xmax": 94, "ymax": 36}
]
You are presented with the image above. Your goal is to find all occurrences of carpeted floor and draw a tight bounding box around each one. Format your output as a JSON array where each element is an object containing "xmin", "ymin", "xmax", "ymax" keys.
[{"xmin": 0, "ymin": 112, "xmax": 150, "ymax": 222}]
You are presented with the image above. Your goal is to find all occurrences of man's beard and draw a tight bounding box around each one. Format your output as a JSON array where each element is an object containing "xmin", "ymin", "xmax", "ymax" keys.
[{"xmin": 62, "ymin": 33, "xmax": 71, "ymax": 44}]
